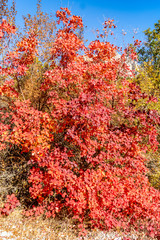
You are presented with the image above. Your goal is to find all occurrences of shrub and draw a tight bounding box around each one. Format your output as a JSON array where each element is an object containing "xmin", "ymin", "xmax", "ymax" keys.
[{"xmin": 0, "ymin": 9, "xmax": 160, "ymax": 238}]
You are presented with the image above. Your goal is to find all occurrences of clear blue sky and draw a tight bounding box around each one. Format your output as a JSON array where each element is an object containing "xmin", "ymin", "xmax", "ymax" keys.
[{"xmin": 9, "ymin": 0, "xmax": 160, "ymax": 48}]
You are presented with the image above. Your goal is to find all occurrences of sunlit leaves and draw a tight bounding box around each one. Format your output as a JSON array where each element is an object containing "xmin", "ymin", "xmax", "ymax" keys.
[{"xmin": 0, "ymin": 8, "xmax": 160, "ymax": 239}]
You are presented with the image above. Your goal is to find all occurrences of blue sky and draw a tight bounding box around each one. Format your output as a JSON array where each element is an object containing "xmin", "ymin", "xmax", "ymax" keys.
[{"xmin": 9, "ymin": 0, "xmax": 160, "ymax": 48}]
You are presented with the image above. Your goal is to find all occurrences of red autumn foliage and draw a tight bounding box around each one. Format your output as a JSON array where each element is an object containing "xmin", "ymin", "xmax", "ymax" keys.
[
  {"xmin": 0, "ymin": 194, "xmax": 20, "ymax": 216},
  {"xmin": 0, "ymin": 19, "xmax": 16, "ymax": 39},
  {"xmin": 0, "ymin": 8, "xmax": 160, "ymax": 238},
  {"xmin": 0, "ymin": 19, "xmax": 37, "ymax": 77}
]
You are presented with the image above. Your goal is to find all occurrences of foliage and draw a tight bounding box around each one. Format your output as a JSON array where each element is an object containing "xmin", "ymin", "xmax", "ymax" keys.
[
  {"xmin": 0, "ymin": 0, "xmax": 56, "ymax": 208},
  {"xmin": 0, "ymin": 0, "xmax": 16, "ymax": 25},
  {"xmin": 135, "ymin": 20, "xmax": 160, "ymax": 191},
  {"xmin": 0, "ymin": 0, "xmax": 17, "ymax": 85},
  {"xmin": 138, "ymin": 20, "xmax": 160, "ymax": 70},
  {"xmin": 146, "ymin": 151, "xmax": 160, "ymax": 191},
  {"xmin": 136, "ymin": 19, "xmax": 160, "ymax": 108},
  {"xmin": 137, "ymin": 20, "xmax": 160, "ymax": 102},
  {"xmin": 0, "ymin": 7, "xmax": 160, "ymax": 239},
  {"xmin": 134, "ymin": 62, "xmax": 160, "ymax": 112},
  {"xmin": 15, "ymin": 58, "xmax": 52, "ymax": 111},
  {"xmin": 0, "ymin": 194, "xmax": 20, "ymax": 216},
  {"xmin": 22, "ymin": 0, "xmax": 56, "ymax": 63}
]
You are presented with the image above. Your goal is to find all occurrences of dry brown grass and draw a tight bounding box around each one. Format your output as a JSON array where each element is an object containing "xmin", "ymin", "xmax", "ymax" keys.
[
  {"xmin": 0, "ymin": 207, "xmax": 80, "ymax": 240},
  {"xmin": 0, "ymin": 207, "xmax": 159, "ymax": 240}
]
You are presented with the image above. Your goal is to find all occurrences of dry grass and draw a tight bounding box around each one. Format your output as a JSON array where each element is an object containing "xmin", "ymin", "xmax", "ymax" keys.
[
  {"xmin": 0, "ymin": 206, "xmax": 81, "ymax": 240},
  {"xmin": 0, "ymin": 204, "xmax": 159, "ymax": 240}
]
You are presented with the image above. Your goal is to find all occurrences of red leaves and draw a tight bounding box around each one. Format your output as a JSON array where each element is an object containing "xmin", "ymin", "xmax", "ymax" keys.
[
  {"xmin": 51, "ymin": 31, "xmax": 84, "ymax": 68},
  {"xmin": 0, "ymin": 194, "xmax": 20, "ymax": 216},
  {"xmin": 103, "ymin": 19, "xmax": 117, "ymax": 29},
  {"xmin": 52, "ymin": 8, "xmax": 85, "ymax": 68},
  {"xmin": 0, "ymin": 9, "xmax": 160, "ymax": 238},
  {"xmin": 56, "ymin": 7, "xmax": 71, "ymax": 25},
  {"xmin": 56, "ymin": 7, "xmax": 83, "ymax": 30},
  {"xmin": 0, "ymin": 19, "xmax": 16, "ymax": 39},
  {"xmin": 1, "ymin": 27, "xmax": 38, "ymax": 77}
]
